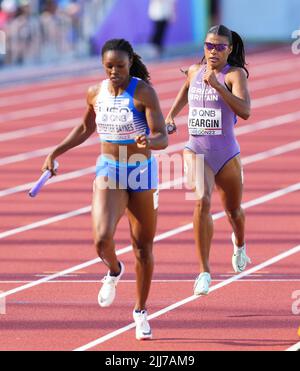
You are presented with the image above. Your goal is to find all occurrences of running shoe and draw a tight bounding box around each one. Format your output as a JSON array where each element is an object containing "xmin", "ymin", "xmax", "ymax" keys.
[
  {"xmin": 193, "ymin": 272, "xmax": 211, "ymax": 296},
  {"xmin": 98, "ymin": 262, "xmax": 125, "ymax": 307},
  {"xmin": 231, "ymin": 233, "xmax": 251, "ymax": 273},
  {"xmin": 133, "ymin": 310, "xmax": 152, "ymax": 341}
]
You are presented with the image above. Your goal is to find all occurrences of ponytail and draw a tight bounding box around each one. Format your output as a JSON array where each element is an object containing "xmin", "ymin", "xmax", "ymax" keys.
[
  {"xmin": 102, "ymin": 39, "xmax": 151, "ymax": 83},
  {"xmin": 203, "ymin": 25, "xmax": 249, "ymax": 78},
  {"xmin": 228, "ymin": 31, "xmax": 249, "ymax": 78},
  {"xmin": 130, "ymin": 52, "xmax": 151, "ymax": 83}
]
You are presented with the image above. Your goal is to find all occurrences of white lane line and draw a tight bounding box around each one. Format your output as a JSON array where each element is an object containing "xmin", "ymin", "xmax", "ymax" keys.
[
  {"xmin": 0, "ymin": 99, "xmax": 84, "ymax": 124},
  {"xmin": 2, "ymin": 107, "xmax": 300, "ymax": 168},
  {"xmin": 0, "ymin": 145, "xmax": 58, "ymax": 166},
  {"xmin": 0, "ymin": 177, "xmax": 183, "ymax": 240},
  {"xmin": 2, "ymin": 109, "xmax": 300, "ymax": 198},
  {"xmin": 1, "ymin": 140, "xmax": 300, "ymax": 238},
  {"xmin": 250, "ymin": 72, "xmax": 300, "ymax": 91},
  {"xmin": 1, "ymin": 279, "xmax": 299, "ymax": 284},
  {"xmin": 0, "ymin": 79, "xmax": 183, "ymax": 109},
  {"xmin": 286, "ymin": 342, "xmax": 300, "ymax": 351},
  {"xmin": 0, "ymin": 180, "xmax": 300, "ymax": 301},
  {"xmin": 252, "ymin": 88, "xmax": 300, "ymax": 109},
  {"xmin": 0, "ymin": 49, "xmax": 297, "ymax": 103},
  {"xmin": 0, "ymin": 166, "xmax": 95, "ymax": 197},
  {"xmin": 0, "ymin": 68, "xmax": 300, "ymax": 145},
  {"xmin": 1, "ymin": 62, "xmax": 300, "ymax": 110},
  {"xmin": 74, "ymin": 243, "xmax": 300, "ymax": 351},
  {"xmin": 250, "ymin": 57, "xmax": 300, "ymax": 76},
  {"xmin": 0, "ymin": 140, "xmax": 185, "ymax": 196},
  {"xmin": 233, "ymin": 111, "xmax": 300, "ymax": 136},
  {"xmin": 241, "ymin": 140, "xmax": 300, "ymax": 165},
  {"xmin": 0, "ymin": 118, "xmax": 78, "ymax": 142},
  {"xmin": 0, "ymin": 206, "xmax": 92, "ymax": 240},
  {"xmin": 0, "ymin": 79, "xmax": 182, "ymax": 125},
  {"xmin": 2, "ymin": 74, "xmax": 300, "ymax": 140},
  {"xmin": 2, "ymin": 102, "xmax": 300, "ymax": 170},
  {"xmin": 0, "ymin": 137, "xmax": 99, "ymax": 166}
]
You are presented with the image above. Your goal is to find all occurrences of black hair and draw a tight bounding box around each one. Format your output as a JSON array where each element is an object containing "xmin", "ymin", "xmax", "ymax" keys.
[
  {"xmin": 204, "ymin": 25, "xmax": 249, "ymax": 78},
  {"xmin": 101, "ymin": 39, "xmax": 151, "ymax": 83}
]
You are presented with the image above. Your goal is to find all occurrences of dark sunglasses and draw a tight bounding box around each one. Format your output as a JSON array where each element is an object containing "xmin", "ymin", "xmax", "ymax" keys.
[{"xmin": 204, "ymin": 42, "xmax": 229, "ymax": 52}]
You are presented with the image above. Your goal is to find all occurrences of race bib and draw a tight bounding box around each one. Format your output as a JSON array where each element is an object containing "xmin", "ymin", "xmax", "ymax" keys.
[
  {"xmin": 96, "ymin": 104, "xmax": 143, "ymax": 141},
  {"xmin": 188, "ymin": 107, "xmax": 222, "ymax": 136}
]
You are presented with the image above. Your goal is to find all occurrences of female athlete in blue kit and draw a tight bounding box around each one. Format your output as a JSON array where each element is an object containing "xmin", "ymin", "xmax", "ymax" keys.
[{"xmin": 42, "ymin": 39, "xmax": 168, "ymax": 340}]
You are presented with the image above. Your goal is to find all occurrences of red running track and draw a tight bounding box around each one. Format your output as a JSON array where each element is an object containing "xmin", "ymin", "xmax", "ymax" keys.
[{"xmin": 0, "ymin": 47, "xmax": 300, "ymax": 351}]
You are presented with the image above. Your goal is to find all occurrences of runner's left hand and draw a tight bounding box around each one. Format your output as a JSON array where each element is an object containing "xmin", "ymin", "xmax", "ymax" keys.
[{"xmin": 135, "ymin": 134, "xmax": 150, "ymax": 149}]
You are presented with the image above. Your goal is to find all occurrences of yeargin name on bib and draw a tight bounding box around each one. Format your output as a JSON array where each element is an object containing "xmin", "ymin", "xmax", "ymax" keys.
[{"xmin": 188, "ymin": 107, "xmax": 223, "ymax": 136}]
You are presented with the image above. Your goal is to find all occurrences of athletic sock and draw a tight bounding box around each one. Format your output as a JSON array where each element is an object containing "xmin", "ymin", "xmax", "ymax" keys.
[{"xmin": 109, "ymin": 262, "xmax": 121, "ymax": 277}]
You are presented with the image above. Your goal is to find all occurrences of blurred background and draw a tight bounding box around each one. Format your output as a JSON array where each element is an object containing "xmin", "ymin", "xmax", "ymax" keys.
[{"xmin": 0, "ymin": 0, "xmax": 299, "ymax": 70}]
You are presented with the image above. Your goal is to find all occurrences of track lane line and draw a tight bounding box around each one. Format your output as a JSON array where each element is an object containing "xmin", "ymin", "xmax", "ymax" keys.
[
  {"xmin": 1, "ymin": 180, "xmax": 300, "ymax": 301},
  {"xmin": 286, "ymin": 342, "xmax": 300, "ymax": 351},
  {"xmin": 2, "ymin": 75, "xmax": 300, "ymax": 140},
  {"xmin": 0, "ymin": 107, "xmax": 300, "ymax": 166},
  {"xmin": 1, "ymin": 139, "xmax": 300, "ymax": 239},
  {"xmin": 0, "ymin": 140, "xmax": 185, "ymax": 196},
  {"xmin": 2, "ymin": 110, "xmax": 300, "ymax": 198},
  {"xmin": 2, "ymin": 64, "xmax": 300, "ymax": 110},
  {"xmin": 1, "ymin": 279, "xmax": 299, "ymax": 284},
  {"xmin": 1, "ymin": 138, "xmax": 300, "ymax": 237},
  {"xmin": 74, "ymin": 243, "xmax": 300, "ymax": 351},
  {"xmin": 0, "ymin": 49, "xmax": 297, "ymax": 101},
  {"xmin": 2, "ymin": 103, "xmax": 300, "ymax": 168}
]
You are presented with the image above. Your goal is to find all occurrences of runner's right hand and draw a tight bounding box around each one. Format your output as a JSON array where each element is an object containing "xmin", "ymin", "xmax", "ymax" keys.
[
  {"xmin": 166, "ymin": 121, "xmax": 177, "ymax": 135},
  {"xmin": 42, "ymin": 155, "xmax": 58, "ymax": 177}
]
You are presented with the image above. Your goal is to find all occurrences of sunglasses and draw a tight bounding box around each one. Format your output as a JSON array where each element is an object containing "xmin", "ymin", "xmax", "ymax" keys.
[{"xmin": 204, "ymin": 42, "xmax": 229, "ymax": 52}]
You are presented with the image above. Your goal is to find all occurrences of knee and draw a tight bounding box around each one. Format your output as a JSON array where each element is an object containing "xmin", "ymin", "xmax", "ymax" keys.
[
  {"xmin": 226, "ymin": 207, "xmax": 244, "ymax": 221},
  {"xmin": 94, "ymin": 230, "xmax": 114, "ymax": 257},
  {"xmin": 133, "ymin": 241, "xmax": 154, "ymax": 265},
  {"xmin": 195, "ymin": 195, "xmax": 211, "ymax": 215}
]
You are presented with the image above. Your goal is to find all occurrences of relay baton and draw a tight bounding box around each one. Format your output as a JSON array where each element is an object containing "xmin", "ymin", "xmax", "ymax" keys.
[
  {"xmin": 166, "ymin": 123, "xmax": 176, "ymax": 135},
  {"xmin": 29, "ymin": 161, "xmax": 59, "ymax": 198}
]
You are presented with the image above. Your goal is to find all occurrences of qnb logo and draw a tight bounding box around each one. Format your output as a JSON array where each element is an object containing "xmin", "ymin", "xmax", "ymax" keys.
[
  {"xmin": 291, "ymin": 290, "xmax": 300, "ymax": 315},
  {"xmin": 291, "ymin": 30, "xmax": 300, "ymax": 55},
  {"xmin": 0, "ymin": 292, "xmax": 6, "ymax": 315},
  {"xmin": 0, "ymin": 31, "xmax": 6, "ymax": 55}
]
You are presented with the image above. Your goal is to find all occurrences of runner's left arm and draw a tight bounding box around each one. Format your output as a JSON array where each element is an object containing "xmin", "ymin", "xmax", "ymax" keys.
[{"xmin": 135, "ymin": 84, "xmax": 168, "ymax": 150}]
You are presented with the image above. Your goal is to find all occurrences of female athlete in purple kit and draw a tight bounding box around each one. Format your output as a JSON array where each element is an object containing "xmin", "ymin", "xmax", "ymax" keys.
[
  {"xmin": 166, "ymin": 25, "xmax": 251, "ymax": 295},
  {"xmin": 42, "ymin": 39, "xmax": 168, "ymax": 340}
]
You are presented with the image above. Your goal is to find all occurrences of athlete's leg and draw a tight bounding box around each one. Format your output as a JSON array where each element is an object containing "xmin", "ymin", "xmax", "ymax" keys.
[
  {"xmin": 127, "ymin": 189, "xmax": 158, "ymax": 311},
  {"xmin": 92, "ymin": 177, "xmax": 128, "ymax": 274},
  {"xmin": 215, "ymin": 155, "xmax": 245, "ymax": 247},
  {"xmin": 184, "ymin": 149, "xmax": 215, "ymax": 273}
]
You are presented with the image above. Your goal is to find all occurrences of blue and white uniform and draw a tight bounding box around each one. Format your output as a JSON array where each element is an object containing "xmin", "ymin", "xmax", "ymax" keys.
[{"xmin": 94, "ymin": 77, "xmax": 158, "ymax": 192}]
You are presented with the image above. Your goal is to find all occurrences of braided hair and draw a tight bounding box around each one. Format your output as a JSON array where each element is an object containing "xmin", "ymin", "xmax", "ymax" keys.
[
  {"xmin": 203, "ymin": 25, "xmax": 249, "ymax": 78},
  {"xmin": 101, "ymin": 39, "xmax": 151, "ymax": 83}
]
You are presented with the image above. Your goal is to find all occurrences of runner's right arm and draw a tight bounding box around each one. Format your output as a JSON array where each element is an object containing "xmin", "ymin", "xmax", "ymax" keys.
[
  {"xmin": 165, "ymin": 64, "xmax": 200, "ymax": 125},
  {"xmin": 42, "ymin": 86, "xmax": 97, "ymax": 174}
]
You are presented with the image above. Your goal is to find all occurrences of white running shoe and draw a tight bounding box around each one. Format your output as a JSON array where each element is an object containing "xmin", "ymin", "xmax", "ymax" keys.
[
  {"xmin": 193, "ymin": 272, "xmax": 211, "ymax": 296},
  {"xmin": 231, "ymin": 233, "xmax": 251, "ymax": 273},
  {"xmin": 133, "ymin": 310, "xmax": 152, "ymax": 341},
  {"xmin": 98, "ymin": 262, "xmax": 125, "ymax": 308}
]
